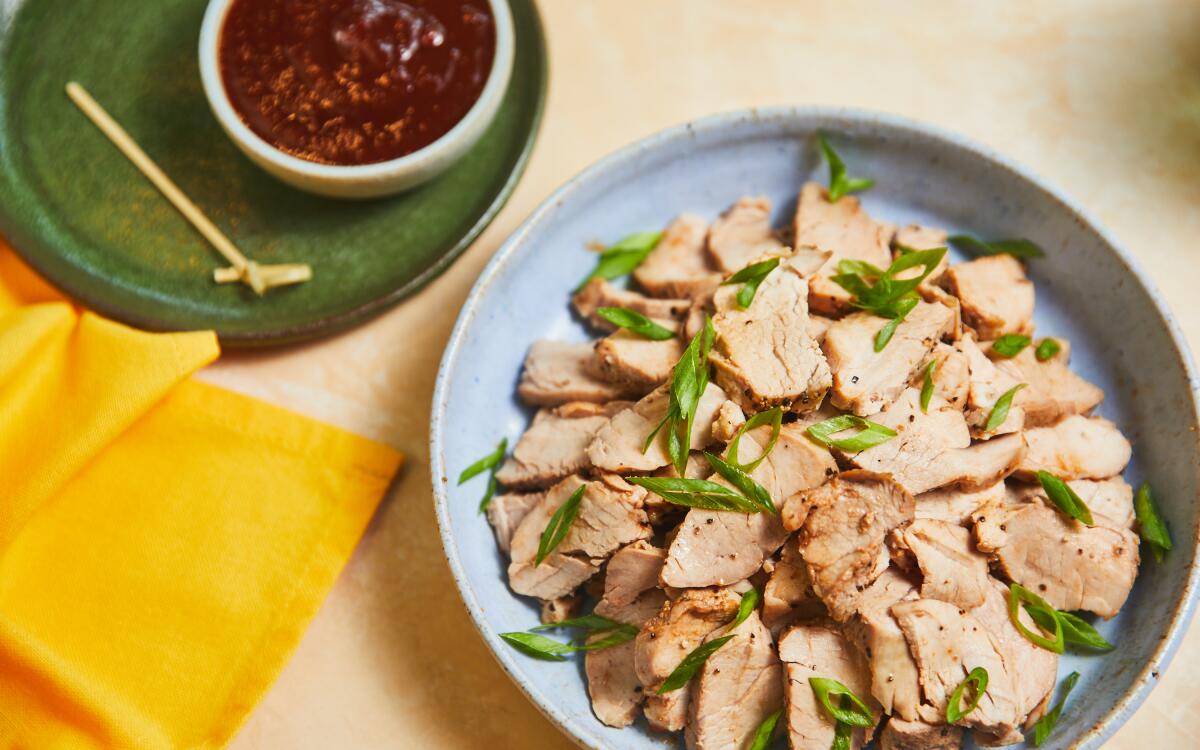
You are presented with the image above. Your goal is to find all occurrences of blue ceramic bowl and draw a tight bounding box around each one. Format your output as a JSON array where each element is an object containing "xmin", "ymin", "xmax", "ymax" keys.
[{"xmin": 431, "ymin": 108, "xmax": 1200, "ymax": 749}]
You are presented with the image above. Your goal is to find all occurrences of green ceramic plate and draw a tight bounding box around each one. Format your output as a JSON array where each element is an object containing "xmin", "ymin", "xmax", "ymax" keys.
[{"xmin": 0, "ymin": 0, "xmax": 546, "ymax": 345}]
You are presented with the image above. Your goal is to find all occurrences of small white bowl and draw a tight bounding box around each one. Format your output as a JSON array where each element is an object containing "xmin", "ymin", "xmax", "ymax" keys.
[{"xmin": 198, "ymin": 0, "xmax": 514, "ymax": 199}]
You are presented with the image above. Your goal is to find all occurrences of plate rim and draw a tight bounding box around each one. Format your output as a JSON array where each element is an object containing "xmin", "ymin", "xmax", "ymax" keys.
[
  {"xmin": 0, "ymin": 0, "xmax": 548, "ymax": 347},
  {"xmin": 430, "ymin": 105, "xmax": 1200, "ymax": 750}
]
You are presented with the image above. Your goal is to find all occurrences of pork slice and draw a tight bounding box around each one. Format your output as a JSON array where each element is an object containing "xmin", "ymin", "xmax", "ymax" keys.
[
  {"xmin": 793, "ymin": 181, "xmax": 895, "ymax": 317},
  {"xmin": 879, "ymin": 718, "xmax": 964, "ymax": 750},
  {"xmin": 587, "ymin": 382, "xmax": 730, "ymax": 473},
  {"xmin": 941, "ymin": 255, "xmax": 1034, "ymax": 340},
  {"xmin": 786, "ymin": 471, "xmax": 915, "ymax": 621},
  {"xmin": 633, "ymin": 213, "xmax": 723, "ymax": 299},
  {"xmin": 972, "ymin": 500, "xmax": 1138, "ymax": 618},
  {"xmin": 841, "ymin": 567, "xmax": 922, "ymax": 721},
  {"xmin": 592, "ymin": 327, "xmax": 684, "ymax": 392},
  {"xmin": 911, "ymin": 342, "xmax": 970, "ymax": 410},
  {"xmin": 970, "ymin": 578, "xmax": 1059, "ymax": 724},
  {"xmin": 636, "ymin": 588, "xmax": 741, "ymax": 732},
  {"xmin": 823, "ymin": 301, "xmax": 955, "ymax": 416},
  {"xmin": 892, "ymin": 598, "xmax": 1022, "ymax": 739},
  {"xmin": 959, "ymin": 334, "xmax": 1026, "ymax": 439},
  {"xmin": 890, "ymin": 519, "xmax": 991, "ymax": 609},
  {"xmin": 1009, "ymin": 476, "xmax": 1135, "ymax": 529},
  {"xmin": 779, "ymin": 622, "xmax": 880, "ymax": 750},
  {"xmin": 508, "ymin": 475, "xmax": 651, "ymax": 600},
  {"xmin": 706, "ymin": 196, "xmax": 786, "ymax": 273},
  {"xmin": 992, "ymin": 341, "xmax": 1104, "ymax": 427},
  {"xmin": 585, "ymin": 542, "xmax": 669, "ymax": 728},
  {"xmin": 1015, "ymin": 414, "xmax": 1132, "ymax": 481},
  {"xmin": 662, "ymin": 424, "xmax": 836, "ymax": 588},
  {"xmin": 518, "ymin": 340, "xmax": 640, "ymax": 406},
  {"xmin": 487, "ymin": 491, "xmax": 544, "ymax": 555},
  {"xmin": 914, "ymin": 481, "xmax": 1007, "ymax": 526},
  {"xmin": 763, "ymin": 536, "xmax": 826, "ymax": 634},
  {"xmin": 573, "ymin": 277, "xmax": 689, "ymax": 331},
  {"xmin": 845, "ymin": 389, "xmax": 1025, "ymax": 495},
  {"xmin": 685, "ymin": 611, "xmax": 784, "ymax": 750},
  {"xmin": 709, "ymin": 251, "xmax": 833, "ymax": 414},
  {"xmin": 496, "ymin": 405, "xmax": 613, "ymax": 490},
  {"xmin": 601, "ymin": 540, "xmax": 668, "ymax": 608}
]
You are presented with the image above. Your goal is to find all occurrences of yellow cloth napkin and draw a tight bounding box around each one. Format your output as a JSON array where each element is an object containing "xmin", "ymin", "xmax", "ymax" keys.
[{"xmin": 0, "ymin": 248, "xmax": 403, "ymax": 749}]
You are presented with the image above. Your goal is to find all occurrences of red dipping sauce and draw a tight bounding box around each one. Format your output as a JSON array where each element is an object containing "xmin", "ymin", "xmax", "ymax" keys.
[{"xmin": 218, "ymin": 0, "xmax": 495, "ymax": 166}]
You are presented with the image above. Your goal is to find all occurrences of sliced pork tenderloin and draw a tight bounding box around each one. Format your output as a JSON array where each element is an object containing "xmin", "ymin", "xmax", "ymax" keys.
[
  {"xmin": 635, "ymin": 588, "xmax": 742, "ymax": 732},
  {"xmin": 823, "ymin": 300, "xmax": 955, "ymax": 416},
  {"xmin": 661, "ymin": 424, "xmax": 834, "ymax": 588},
  {"xmin": 518, "ymin": 340, "xmax": 641, "ymax": 406},
  {"xmin": 633, "ymin": 213, "xmax": 723, "ymax": 299},
  {"xmin": 970, "ymin": 578, "xmax": 1059, "ymax": 726},
  {"xmin": 497, "ymin": 403, "xmax": 626, "ymax": 490},
  {"xmin": 911, "ymin": 342, "xmax": 971, "ymax": 410},
  {"xmin": 844, "ymin": 389, "xmax": 1025, "ymax": 495},
  {"xmin": 487, "ymin": 491, "xmax": 544, "ymax": 555},
  {"xmin": 892, "ymin": 598, "xmax": 1024, "ymax": 741},
  {"xmin": 709, "ymin": 249, "xmax": 834, "ymax": 414},
  {"xmin": 792, "ymin": 181, "xmax": 895, "ymax": 316},
  {"xmin": 889, "ymin": 519, "xmax": 991, "ymax": 609},
  {"xmin": 1007, "ymin": 476, "xmax": 1136, "ymax": 529},
  {"xmin": 779, "ymin": 622, "xmax": 881, "ymax": 749},
  {"xmin": 573, "ymin": 277, "xmax": 689, "ymax": 331},
  {"xmin": 991, "ymin": 339, "xmax": 1104, "ymax": 427},
  {"xmin": 586, "ymin": 542, "xmax": 669, "ymax": 728},
  {"xmin": 959, "ymin": 334, "xmax": 1027, "ymax": 438},
  {"xmin": 1015, "ymin": 414, "xmax": 1132, "ymax": 481},
  {"xmin": 941, "ymin": 255, "xmax": 1035, "ymax": 340},
  {"xmin": 914, "ymin": 481, "xmax": 1008, "ymax": 526},
  {"xmin": 685, "ymin": 611, "xmax": 784, "ymax": 750},
  {"xmin": 508, "ymin": 475, "xmax": 651, "ymax": 600},
  {"xmin": 592, "ymin": 326, "xmax": 684, "ymax": 393},
  {"xmin": 587, "ymin": 382, "xmax": 731, "ymax": 473},
  {"xmin": 706, "ymin": 196, "xmax": 786, "ymax": 273},
  {"xmin": 841, "ymin": 567, "xmax": 922, "ymax": 721},
  {"xmin": 972, "ymin": 499, "xmax": 1138, "ymax": 618},
  {"xmin": 783, "ymin": 471, "xmax": 915, "ymax": 621},
  {"xmin": 762, "ymin": 536, "xmax": 826, "ymax": 634}
]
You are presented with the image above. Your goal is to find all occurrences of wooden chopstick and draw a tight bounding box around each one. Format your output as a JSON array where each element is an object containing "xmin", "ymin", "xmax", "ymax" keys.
[{"xmin": 65, "ymin": 81, "xmax": 310, "ymax": 294}]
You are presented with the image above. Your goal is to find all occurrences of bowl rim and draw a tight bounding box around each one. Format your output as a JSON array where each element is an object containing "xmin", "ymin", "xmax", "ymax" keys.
[
  {"xmin": 429, "ymin": 105, "xmax": 1200, "ymax": 750},
  {"xmin": 196, "ymin": 0, "xmax": 515, "ymax": 180}
]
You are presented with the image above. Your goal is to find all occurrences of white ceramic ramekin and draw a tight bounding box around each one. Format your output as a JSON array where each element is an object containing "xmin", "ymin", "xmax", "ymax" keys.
[{"xmin": 198, "ymin": 0, "xmax": 514, "ymax": 199}]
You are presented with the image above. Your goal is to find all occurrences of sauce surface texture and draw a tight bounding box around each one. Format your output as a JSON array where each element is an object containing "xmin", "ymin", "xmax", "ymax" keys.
[{"xmin": 219, "ymin": 0, "xmax": 495, "ymax": 165}]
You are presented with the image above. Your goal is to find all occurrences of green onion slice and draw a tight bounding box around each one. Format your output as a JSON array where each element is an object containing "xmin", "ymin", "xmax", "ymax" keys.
[
  {"xmin": 920, "ymin": 357, "xmax": 940, "ymax": 413},
  {"xmin": 991, "ymin": 334, "xmax": 1032, "ymax": 358},
  {"xmin": 808, "ymin": 677, "xmax": 875, "ymax": 728},
  {"xmin": 807, "ymin": 415, "xmax": 897, "ymax": 452},
  {"xmin": 575, "ymin": 231, "xmax": 662, "ymax": 291},
  {"xmin": 1036, "ymin": 471, "xmax": 1094, "ymax": 525},
  {"xmin": 595, "ymin": 306, "xmax": 676, "ymax": 341},
  {"xmin": 1134, "ymin": 482, "xmax": 1173, "ymax": 562},
  {"xmin": 535, "ymin": 485, "xmax": 585, "ymax": 565},
  {"xmin": 984, "ymin": 383, "xmax": 1026, "ymax": 432},
  {"xmin": 1008, "ymin": 583, "xmax": 1065, "ymax": 654},
  {"xmin": 1032, "ymin": 671, "xmax": 1080, "ymax": 746},
  {"xmin": 727, "ymin": 406, "xmax": 784, "ymax": 472},
  {"xmin": 946, "ymin": 667, "xmax": 989, "ymax": 724}
]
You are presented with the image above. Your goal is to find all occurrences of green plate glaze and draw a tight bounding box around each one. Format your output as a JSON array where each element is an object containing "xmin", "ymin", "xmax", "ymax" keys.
[{"xmin": 0, "ymin": 0, "xmax": 546, "ymax": 345}]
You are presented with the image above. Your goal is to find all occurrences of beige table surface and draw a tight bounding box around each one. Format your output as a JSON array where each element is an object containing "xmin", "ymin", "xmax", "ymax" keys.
[{"xmin": 203, "ymin": 1, "xmax": 1200, "ymax": 747}]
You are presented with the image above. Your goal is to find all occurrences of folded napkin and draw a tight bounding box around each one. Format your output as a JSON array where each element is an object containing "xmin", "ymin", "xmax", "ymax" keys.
[{"xmin": 0, "ymin": 247, "xmax": 403, "ymax": 749}]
